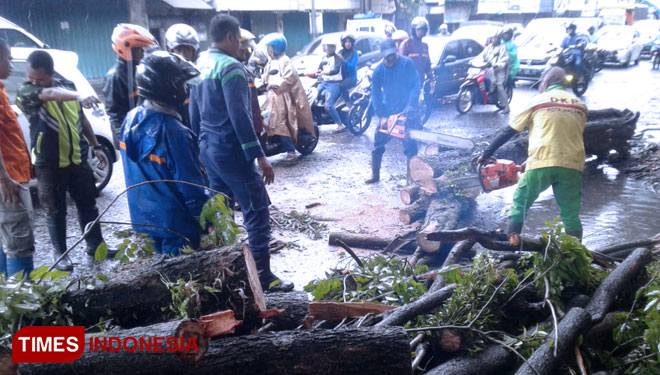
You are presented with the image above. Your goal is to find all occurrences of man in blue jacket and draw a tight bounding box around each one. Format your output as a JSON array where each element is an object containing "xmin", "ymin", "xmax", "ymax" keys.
[
  {"xmin": 365, "ymin": 38, "xmax": 421, "ymax": 184},
  {"xmin": 190, "ymin": 15, "xmax": 293, "ymax": 292},
  {"xmin": 120, "ymin": 51, "xmax": 208, "ymax": 256}
]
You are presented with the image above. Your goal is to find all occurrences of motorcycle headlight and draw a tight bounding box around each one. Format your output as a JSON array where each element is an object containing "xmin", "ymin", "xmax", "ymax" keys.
[{"xmin": 565, "ymin": 74, "xmax": 574, "ymax": 82}]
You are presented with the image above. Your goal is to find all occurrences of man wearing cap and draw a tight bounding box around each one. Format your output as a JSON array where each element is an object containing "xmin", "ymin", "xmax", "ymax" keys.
[
  {"xmin": 365, "ymin": 38, "xmax": 421, "ymax": 184},
  {"xmin": 477, "ymin": 67, "xmax": 587, "ymax": 245}
]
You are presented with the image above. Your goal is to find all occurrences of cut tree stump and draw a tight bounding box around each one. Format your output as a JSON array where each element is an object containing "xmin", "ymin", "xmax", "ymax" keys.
[
  {"xmin": 63, "ymin": 245, "xmax": 265, "ymax": 329},
  {"xmin": 417, "ymin": 200, "xmax": 462, "ymax": 253},
  {"xmin": 400, "ymin": 185, "xmax": 422, "ymax": 205},
  {"xmin": 21, "ymin": 328, "xmax": 413, "ymax": 375},
  {"xmin": 399, "ymin": 196, "xmax": 431, "ymax": 225},
  {"xmin": 264, "ymin": 291, "xmax": 309, "ymax": 330},
  {"xmin": 409, "ymin": 151, "xmax": 471, "ymax": 183}
]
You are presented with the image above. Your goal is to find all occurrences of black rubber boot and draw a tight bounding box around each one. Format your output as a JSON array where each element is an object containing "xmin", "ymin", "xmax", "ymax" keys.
[
  {"xmin": 255, "ymin": 256, "xmax": 294, "ymax": 293},
  {"xmin": 48, "ymin": 219, "xmax": 73, "ymax": 271},
  {"xmin": 566, "ymin": 229, "xmax": 583, "ymax": 242},
  {"xmin": 365, "ymin": 152, "xmax": 383, "ymax": 184}
]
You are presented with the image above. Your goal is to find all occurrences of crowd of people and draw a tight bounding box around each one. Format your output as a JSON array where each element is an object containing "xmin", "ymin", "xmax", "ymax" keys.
[{"xmin": 0, "ymin": 14, "xmax": 588, "ymax": 293}]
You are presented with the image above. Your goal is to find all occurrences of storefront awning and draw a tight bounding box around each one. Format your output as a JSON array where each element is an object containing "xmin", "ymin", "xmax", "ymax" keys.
[{"xmin": 161, "ymin": 0, "xmax": 214, "ymax": 10}]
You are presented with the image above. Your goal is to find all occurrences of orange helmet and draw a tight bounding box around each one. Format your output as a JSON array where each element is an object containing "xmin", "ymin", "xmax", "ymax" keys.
[{"xmin": 111, "ymin": 24, "xmax": 158, "ymax": 61}]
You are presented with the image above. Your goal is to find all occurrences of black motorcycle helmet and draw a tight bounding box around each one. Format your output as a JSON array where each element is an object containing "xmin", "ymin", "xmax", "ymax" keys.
[
  {"xmin": 411, "ymin": 17, "xmax": 429, "ymax": 39},
  {"xmin": 136, "ymin": 51, "xmax": 200, "ymax": 107},
  {"xmin": 566, "ymin": 22, "xmax": 577, "ymax": 33},
  {"xmin": 340, "ymin": 33, "xmax": 356, "ymax": 48}
]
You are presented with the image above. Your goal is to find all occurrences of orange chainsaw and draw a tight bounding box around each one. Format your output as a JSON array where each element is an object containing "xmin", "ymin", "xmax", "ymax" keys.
[{"xmin": 445, "ymin": 159, "xmax": 522, "ymax": 193}]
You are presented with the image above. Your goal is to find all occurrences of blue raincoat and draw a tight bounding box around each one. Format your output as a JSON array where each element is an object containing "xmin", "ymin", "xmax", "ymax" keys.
[{"xmin": 120, "ymin": 103, "xmax": 208, "ymax": 255}]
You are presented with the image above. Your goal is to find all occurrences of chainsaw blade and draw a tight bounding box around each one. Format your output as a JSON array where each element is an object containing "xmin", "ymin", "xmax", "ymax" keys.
[
  {"xmin": 444, "ymin": 176, "xmax": 483, "ymax": 190},
  {"xmin": 407, "ymin": 130, "xmax": 475, "ymax": 150}
]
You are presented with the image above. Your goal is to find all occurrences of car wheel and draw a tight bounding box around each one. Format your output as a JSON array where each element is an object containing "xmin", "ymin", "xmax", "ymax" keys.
[
  {"xmin": 455, "ymin": 88, "xmax": 473, "ymax": 114},
  {"xmin": 89, "ymin": 146, "xmax": 113, "ymax": 193}
]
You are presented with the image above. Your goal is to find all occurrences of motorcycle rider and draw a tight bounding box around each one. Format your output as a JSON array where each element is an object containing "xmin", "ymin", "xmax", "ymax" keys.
[
  {"xmin": 399, "ymin": 17, "xmax": 432, "ymax": 84},
  {"xmin": 262, "ymin": 33, "xmax": 315, "ymax": 161},
  {"xmin": 560, "ymin": 22, "xmax": 587, "ymax": 83},
  {"xmin": 501, "ymin": 27, "xmax": 519, "ymax": 89},
  {"xmin": 104, "ymin": 24, "xmax": 158, "ymax": 147},
  {"xmin": 317, "ymin": 36, "xmax": 345, "ymax": 133},
  {"xmin": 477, "ymin": 30, "xmax": 510, "ymax": 114},
  {"xmin": 392, "ymin": 30, "xmax": 409, "ymax": 51},
  {"xmin": 120, "ymin": 52, "xmax": 208, "ymax": 256},
  {"xmin": 165, "ymin": 23, "xmax": 200, "ymax": 129},
  {"xmin": 477, "ymin": 67, "xmax": 587, "ymax": 245},
  {"xmin": 338, "ymin": 33, "xmax": 358, "ymax": 105},
  {"xmin": 365, "ymin": 38, "xmax": 421, "ymax": 184},
  {"xmin": 651, "ymin": 27, "xmax": 660, "ymax": 58},
  {"xmin": 438, "ymin": 23, "xmax": 450, "ymax": 36}
]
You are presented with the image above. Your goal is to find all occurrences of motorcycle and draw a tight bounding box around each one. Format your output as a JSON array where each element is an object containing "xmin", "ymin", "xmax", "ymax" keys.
[
  {"xmin": 455, "ymin": 58, "xmax": 513, "ymax": 115},
  {"xmin": 545, "ymin": 47, "xmax": 593, "ymax": 97},
  {"xmin": 652, "ymin": 40, "xmax": 660, "ymax": 70},
  {"xmin": 258, "ymin": 69, "xmax": 320, "ymax": 156},
  {"xmin": 345, "ymin": 65, "xmax": 374, "ymax": 135},
  {"xmin": 303, "ymin": 74, "xmax": 351, "ymax": 129}
]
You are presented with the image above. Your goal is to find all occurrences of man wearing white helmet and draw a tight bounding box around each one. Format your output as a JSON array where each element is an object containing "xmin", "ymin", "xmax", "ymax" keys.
[
  {"xmin": 317, "ymin": 36, "xmax": 344, "ymax": 132},
  {"xmin": 165, "ymin": 23, "xmax": 200, "ymax": 63}
]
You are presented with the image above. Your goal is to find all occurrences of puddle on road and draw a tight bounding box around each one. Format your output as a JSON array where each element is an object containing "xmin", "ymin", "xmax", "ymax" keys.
[{"xmin": 476, "ymin": 163, "xmax": 660, "ymax": 250}]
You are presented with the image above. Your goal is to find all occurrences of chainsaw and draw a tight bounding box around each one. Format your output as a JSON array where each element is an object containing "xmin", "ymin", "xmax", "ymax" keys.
[
  {"xmin": 442, "ymin": 159, "xmax": 522, "ymax": 193},
  {"xmin": 378, "ymin": 113, "xmax": 474, "ymax": 150}
]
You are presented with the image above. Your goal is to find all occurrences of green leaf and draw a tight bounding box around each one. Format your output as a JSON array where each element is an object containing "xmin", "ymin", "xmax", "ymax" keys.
[
  {"xmin": 46, "ymin": 270, "xmax": 70, "ymax": 281},
  {"xmin": 29, "ymin": 266, "xmax": 50, "ymax": 281},
  {"xmin": 269, "ymin": 280, "xmax": 281, "ymax": 289},
  {"xmin": 95, "ymin": 243, "xmax": 108, "ymax": 261},
  {"xmin": 96, "ymin": 273, "xmax": 109, "ymax": 283}
]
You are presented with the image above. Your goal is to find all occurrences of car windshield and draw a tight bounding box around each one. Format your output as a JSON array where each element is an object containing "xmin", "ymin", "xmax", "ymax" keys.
[
  {"xmin": 597, "ymin": 28, "xmax": 632, "ymax": 45},
  {"xmin": 0, "ymin": 28, "xmax": 40, "ymax": 48},
  {"xmin": 517, "ymin": 30, "xmax": 563, "ymax": 50}
]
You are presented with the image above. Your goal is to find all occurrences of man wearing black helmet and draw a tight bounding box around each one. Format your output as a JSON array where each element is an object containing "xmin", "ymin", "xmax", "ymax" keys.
[
  {"xmin": 120, "ymin": 51, "xmax": 208, "ymax": 256},
  {"xmin": 365, "ymin": 39, "xmax": 421, "ymax": 184},
  {"xmin": 399, "ymin": 17, "xmax": 431, "ymax": 84},
  {"xmin": 338, "ymin": 33, "xmax": 358, "ymax": 104},
  {"xmin": 561, "ymin": 23, "xmax": 586, "ymax": 82}
]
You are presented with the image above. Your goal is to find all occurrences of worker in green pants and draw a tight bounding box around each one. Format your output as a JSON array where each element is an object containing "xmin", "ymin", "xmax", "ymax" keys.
[{"xmin": 478, "ymin": 67, "xmax": 587, "ymax": 245}]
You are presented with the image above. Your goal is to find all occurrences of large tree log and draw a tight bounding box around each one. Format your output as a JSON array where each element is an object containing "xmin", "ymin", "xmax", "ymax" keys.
[
  {"xmin": 409, "ymin": 151, "xmax": 472, "ymax": 183},
  {"xmin": 376, "ymin": 284, "xmax": 457, "ymax": 327},
  {"xmin": 309, "ymin": 302, "xmax": 396, "ymax": 321},
  {"xmin": 63, "ymin": 245, "xmax": 265, "ymax": 329},
  {"xmin": 264, "ymin": 291, "xmax": 309, "ymax": 330},
  {"xmin": 328, "ymin": 232, "xmax": 415, "ymax": 252},
  {"xmin": 426, "ymin": 345, "xmax": 514, "ymax": 375},
  {"xmin": 515, "ymin": 307, "xmax": 593, "ymax": 375},
  {"xmin": 21, "ymin": 327, "xmax": 413, "ymax": 375},
  {"xmin": 586, "ymin": 247, "xmax": 653, "ymax": 323},
  {"xmin": 417, "ymin": 200, "xmax": 462, "ymax": 253},
  {"xmin": 400, "ymin": 185, "xmax": 422, "ymax": 205},
  {"xmin": 399, "ymin": 196, "xmax": 431, "ymax": 225}
]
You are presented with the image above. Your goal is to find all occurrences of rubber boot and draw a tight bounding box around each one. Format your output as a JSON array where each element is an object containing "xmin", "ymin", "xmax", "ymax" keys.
[
  {"xmin": 255, "ymin": 256, "xmax": 294, "ymax": 293},
  {"xmin": 566, "ymin": 229, "xmax": 583, "ymax": 242},
  {"xmin": 364, "ymin": 152, "xmax": 383, "ymax": 184},
  {"xmin": 6, "ymin": 257, "xmax": 33, "ymax": 279},
  {"xmin": 0, "ymin": 247, "xmax": 7, "ymax": 275},
  {"xmin": 48, "ymin": 219, "xmax": 73, "ymax": 271}
]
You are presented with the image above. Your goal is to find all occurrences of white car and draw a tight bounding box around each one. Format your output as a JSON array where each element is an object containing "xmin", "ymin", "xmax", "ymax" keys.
[
  {"xmin": 594, "ymin": 25, "xmax": 645, "ymax": 67},
  {"xmin": 1, "ymin": 17, "xmax": 116, "ymax": 192}
]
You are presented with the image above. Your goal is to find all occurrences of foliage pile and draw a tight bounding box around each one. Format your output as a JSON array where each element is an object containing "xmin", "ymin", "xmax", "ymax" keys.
[{"xmin": 270, "ymin": 206, "xmax": 328, "ymax": 240}]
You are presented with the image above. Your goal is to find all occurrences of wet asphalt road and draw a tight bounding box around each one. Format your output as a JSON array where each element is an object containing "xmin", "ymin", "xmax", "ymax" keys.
[{"xmin": 31, "ymin": 60, "xmax": 660, "ymax": 289}]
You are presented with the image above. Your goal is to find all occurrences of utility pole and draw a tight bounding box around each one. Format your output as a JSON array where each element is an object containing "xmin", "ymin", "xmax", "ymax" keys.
[{"xmin": 311, "ymin": 0, "xmax": 318, "ymax": 39}]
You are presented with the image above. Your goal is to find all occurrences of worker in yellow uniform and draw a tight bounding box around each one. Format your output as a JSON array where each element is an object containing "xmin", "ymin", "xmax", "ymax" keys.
[{"xmin": 478, "ymin": 67, "xmax": 587, "ymax": 245}]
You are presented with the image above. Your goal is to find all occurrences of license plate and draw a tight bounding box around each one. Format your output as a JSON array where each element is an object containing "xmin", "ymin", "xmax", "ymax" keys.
[{"xmin": 467, "ymin": 67, "xmax": 481, "ymax": 75}]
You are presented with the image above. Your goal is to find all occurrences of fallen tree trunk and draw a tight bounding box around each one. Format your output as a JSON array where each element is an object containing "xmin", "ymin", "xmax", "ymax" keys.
[
  {"xmin": 376, "ymin": 284, "xmax": 457, "ymax": 327},
  {"xmin": 328, "ymin": 232, "xmax": 413, "ymax": 251},
  {"xmin": 586, "ymin": 247, "xmax": 653, "ymax": 323},
  {"xmin": 426, "ymin": 345, "xmax": 514, "ymax": 375},
  {"xmin": 400, "ymin": 185, "xmax": 422, "ymax": 205},
  {"xmin": 309, "ymin": 301, "xmax": 396, "ymax": 322},
  {"xmin": 264, "ymin": 291, "xmax": 309, "ymax": 330},
  {"xmin": 417, "ymin": 200, "xmax": 462, "ymax": 253},
  {"xmin": 428, "ymin": 240, "xmax": 476, "ymax": 293},
  {"xmin": 63, "ymin": 245, "xmax": 265, "ymax": 329},
  {"xmin": 20, "ymin": 327, "xmax": 413, "ymax": 375},
  {"xmin": 399, "ymin": 196, "xmax": 431, "ymax": 225},
  {"xmin": 515, "ymin": 307, "xmax": 593, "ymax": 375},
  {"xmin": 409, "ymin": 151, "xmax": 472, "ymax": 183},
  {"xmin": 595, "ymin": 235, "xmax": 660, "ymax": 255}
]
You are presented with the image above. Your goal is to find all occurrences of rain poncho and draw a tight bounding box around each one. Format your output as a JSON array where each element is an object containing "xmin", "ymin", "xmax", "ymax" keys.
[{"xmin": 120, "ymin": 102, "xmax": 208, "ymax": 248}]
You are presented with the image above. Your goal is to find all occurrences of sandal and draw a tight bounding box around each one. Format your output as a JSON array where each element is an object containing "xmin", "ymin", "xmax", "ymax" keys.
[
  {"xmin": 284, "ymin": 153, "xmax": 297, "ymax": 162},
  {"xmin": 333, "ymin": 125, "xmax": 346, "ymax": 133}
]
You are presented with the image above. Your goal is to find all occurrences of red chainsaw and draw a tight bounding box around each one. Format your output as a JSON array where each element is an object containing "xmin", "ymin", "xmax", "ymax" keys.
[{"xmin": 443, "ymin": 159, "xmax": 522, "ymax": 193}]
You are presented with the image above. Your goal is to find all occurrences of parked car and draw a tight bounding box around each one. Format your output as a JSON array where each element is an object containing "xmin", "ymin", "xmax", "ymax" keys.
[
  {"xmin": 594, "ymin": 25, "xmax": 645, "ymax": 67},
  {"xmin": 451, "ymin": 21, "xmax": 503, "ymax": 46},
  {"xmin": 1, "ymin": 17, "xmax": 117, "ymax": 192},
  {"xmin": 633, "ymin": 19, "xmax": 660, "ymax": 58},
  {"xmin": 291, "ymin": 32, "xmax": 384, "ymax": 77}
]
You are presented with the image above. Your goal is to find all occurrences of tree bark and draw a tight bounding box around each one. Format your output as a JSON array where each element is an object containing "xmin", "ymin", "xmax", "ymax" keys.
[
  {"xmin": 400, "ymin": 185, "xmax": 422, "ymax": 205},
  {"xmin": 376, "ymin": 284, "xmax": 457, "ymax": 327},
  {"xmin": 21, "ymin": 328, "xmax": 413, "ymax": 375},
  {"xmin": 399, "ymin": 196, "xmax": 431, "ymax": 225},
  {"xmin": 409, "ymin": 151, "xmax": 471, "ymax": 183},
  {"xmin": 586, "ymin": 247, "xmax": 653, "ymax": 323},
  {"xmin": 328, "ymin": 232, "xmax": 394, "ymax": 251},
  {"xmin": 514, "ymin": 307, "xmax": 593, "ymax": 375},
  {"xmin": 264, "ymin": 291, "xmax": 309, "ymax": 330},
  {"xmin": 426, "ymin": 345, "xmax": 514, "ymax": 375},
  {"xmin": 309, "ymin": 302, "xmax": 396, "ymax": 322},
  {"xmin": 417, "ymin": 200, "xmax": 462, "ymax": 253},
  {"xmin": 63, "ymin": 245, "xmax": 265, "ymax": 329}
]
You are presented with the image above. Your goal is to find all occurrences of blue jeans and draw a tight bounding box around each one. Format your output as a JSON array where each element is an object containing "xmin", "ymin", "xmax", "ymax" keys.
[
  {"xmin": 280, "ymin": 136, "xmax": 296, "ymax": 153},
  {"xmin": 570, "ymin": 51, "xmax": 583, "ymax": 77},
  {"xmin": 319, "ymin": 81, "xmax": 342, "ymax": 125},
  {"xmin": 199, "ymin": 145, "xmax": 271, "ymax": 262},
  {"xmin": 151, "ymin": 235, "xmax": 197, "ymax": 256}
]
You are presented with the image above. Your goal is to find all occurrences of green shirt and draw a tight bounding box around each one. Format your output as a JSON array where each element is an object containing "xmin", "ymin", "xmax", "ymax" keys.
[{"xmin": 504, "ymin": 40, "xmax": 519, "ymax": 78}]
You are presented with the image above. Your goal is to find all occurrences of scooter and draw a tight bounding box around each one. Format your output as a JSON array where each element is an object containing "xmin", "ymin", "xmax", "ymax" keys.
[
  {"xmin": 258, "ymin": 69, "xmax": 320, "ymax": 156},
  {"xmin": 545, "ymin": 47, "xmax": 593, "ymax": 97},
  {"xmin": 345, "ymin": 65, "xmax": 374, "ymax": 135},
  {"xmin": 455, "ymin": 59, "xmax": 513, "ymax": 115}
]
